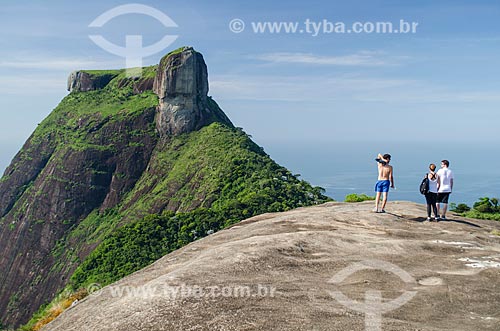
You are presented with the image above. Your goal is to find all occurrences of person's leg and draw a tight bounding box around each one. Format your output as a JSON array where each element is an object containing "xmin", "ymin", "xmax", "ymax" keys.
[
  {"xmin": 425, "ymin": 194, "xmax": 432, "ymax": 218},
  {"xmin": 374, "ymin": 192, "xmax": 381, "ymax": 212},
  {"xmin": 431, "ymin": 193, "xmax": 438, "ymax": 219},
  {"xmin": 436, "ymin": 193, "xmax": 442, "ymax": 217},
  {"xmin": 381, "ymin": 192, "xmax": 388, "ymax": 211},
  {"xmin": 440, "ymin": 193, "xmax": 449, "ymax": 218},
  {"xmin": 441, "ymin": 203, "xmax": 448, "ymax": 218},
  {"xmin": 379, "ymin": 180, "xmax": 389, "ymax": 212}
]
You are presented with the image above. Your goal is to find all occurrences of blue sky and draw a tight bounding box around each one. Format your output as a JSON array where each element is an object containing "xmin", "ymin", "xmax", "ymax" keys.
[{"xmin": 1, "ymin": 0, "xmax": 500, "ymax": 174}]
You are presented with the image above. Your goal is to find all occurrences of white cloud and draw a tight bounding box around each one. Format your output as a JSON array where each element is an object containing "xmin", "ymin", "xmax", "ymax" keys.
[
  {"xmin": 210, "ymin": 74, "xmax": 412, "ymax": 102},
  {"xmin": 252, "ymin": 51, "xmax": 400, "ymax": 66},
  {"xmin": 0, "ymin": 74, "xmax": 67, "ymax": 94},
  {"xmin": 0, "ymin": 58, "xmax": 123, "ymax": 71},
  {"xmin": 0, "ymin": 56, "xmax": 132, "ymax": 94},
  {"xmin": 0, "ymin": 59, "xmax": 98, "ymax": 71},
  {"xmin": 209, "ymin": 74, "xmax": 500, "ymax": 105}
]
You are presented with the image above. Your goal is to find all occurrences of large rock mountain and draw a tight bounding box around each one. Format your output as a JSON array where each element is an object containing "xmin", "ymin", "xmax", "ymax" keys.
[{"xmin": 0, "ymin": 47, "xmax": 329, "ymax": 329}]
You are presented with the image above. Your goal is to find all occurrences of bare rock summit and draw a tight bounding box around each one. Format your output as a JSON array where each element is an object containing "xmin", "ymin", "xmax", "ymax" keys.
[
  {"xmin": 43, "ymin": 201, "xmax": 500, "ymax": 331},
  {"xmin": 153, "ymin": 46, "xmax": 232, "ymax": 136}
]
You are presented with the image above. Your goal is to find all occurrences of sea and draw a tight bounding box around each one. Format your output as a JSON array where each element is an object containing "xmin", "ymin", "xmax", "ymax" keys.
[
  {"xmin": 263, "ymin": 141, "xmax": 500, "ymax": 207},
  {"xmin": 1, "ymin": 140, "xmax": 498, "ymax": 208}
]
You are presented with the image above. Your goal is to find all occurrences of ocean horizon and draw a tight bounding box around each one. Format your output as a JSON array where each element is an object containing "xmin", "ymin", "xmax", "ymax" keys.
[
  {"xmin": 263, "ymin": 140, "xmax": 499, "ymax": 207},
  {"xmin": 1, "ymin": 140, "xmax": 498, "ymax": 208}
]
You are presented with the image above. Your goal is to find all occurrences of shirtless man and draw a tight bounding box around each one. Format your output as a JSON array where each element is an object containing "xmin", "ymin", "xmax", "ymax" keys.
[{"xmin": 374, "ymin": 153, "xmax": 394, "ymax": 213}]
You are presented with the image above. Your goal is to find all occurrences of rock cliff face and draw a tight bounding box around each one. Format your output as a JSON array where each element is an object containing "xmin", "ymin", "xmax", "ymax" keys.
[
  {"xmin": 0, "ymin": 47, "xmax": 328, "ymax": 329},
  {"xmin": 153, "ymin": 47, "xmax": 232, "ymax": 136},
  {"xmin": 41, "ymin": 201, "xmax": 500, "ymax": 331},
  {"xmin": 67, "ymin": 71, "xmax": 117, "ymax": 92},
  {"xmin": 0, "ymin": 109, "xmax": 158, "ymax": 327}
]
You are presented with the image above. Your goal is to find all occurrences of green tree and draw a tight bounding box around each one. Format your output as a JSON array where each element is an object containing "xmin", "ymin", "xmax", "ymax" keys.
[
  {"xmin": 473, "ymin": 197, "xmax": 494, "ymax": 213},
  {"xmin": 344, "ymin": 193, "xmax": 375, "ymax": 202},
  {"xmin": 491, "ymin": 198, "xmax": 499, "ymax": 211},
  {"xmin": 452, "ymin": 203, "xmax": 471, "ymax": 213}
]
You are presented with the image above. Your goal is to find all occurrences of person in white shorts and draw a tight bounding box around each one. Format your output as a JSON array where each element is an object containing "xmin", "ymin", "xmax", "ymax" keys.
[{"xmin": 436, "ymin": 159, "xmax": 454, "ymax": 220}]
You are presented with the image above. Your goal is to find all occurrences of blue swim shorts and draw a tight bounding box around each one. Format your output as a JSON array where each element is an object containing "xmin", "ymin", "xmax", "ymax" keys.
[{"xmin": 375, "ymin": 180, "xmax": 391, "ymax": 193}]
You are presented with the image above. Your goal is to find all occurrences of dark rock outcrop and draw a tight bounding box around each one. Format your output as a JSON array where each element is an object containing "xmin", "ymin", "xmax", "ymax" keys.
[
  {"xmin": 67, "ymin": 71, "xmax": 117, "ymax": 92},
  {"xmin": 153, "ymin": 46, "xmax": 232, "ymax": 136},
  {"xmin": 117, "ymin": 77, "xmax": 155, "ymax": 95}
]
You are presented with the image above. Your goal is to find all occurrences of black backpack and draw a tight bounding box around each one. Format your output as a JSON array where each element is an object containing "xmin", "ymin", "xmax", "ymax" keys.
[{"xmin": 419, "ymin": 174, "xmax": 429, "ymax": 195}]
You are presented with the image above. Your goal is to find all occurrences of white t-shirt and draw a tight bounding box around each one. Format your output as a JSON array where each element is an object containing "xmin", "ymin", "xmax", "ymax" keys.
[
  {"xmin": 428, "ymin": 174, "xmax": 439, "ymax": 193},
  {"xmin": 437, "ymin": 168, "xmax": 454, "ymax": 193}
]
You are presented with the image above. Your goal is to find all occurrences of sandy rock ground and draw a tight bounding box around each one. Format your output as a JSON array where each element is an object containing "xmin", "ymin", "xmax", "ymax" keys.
[{"xmin": 44, "ymin": 201, "xmax": 500, "ymax": 331}]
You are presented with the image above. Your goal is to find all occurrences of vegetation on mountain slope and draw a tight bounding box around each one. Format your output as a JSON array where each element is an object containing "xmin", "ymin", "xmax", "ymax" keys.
[{"xmin": 67, "ymin": 122, "xmax": 330, "ymax": 291}]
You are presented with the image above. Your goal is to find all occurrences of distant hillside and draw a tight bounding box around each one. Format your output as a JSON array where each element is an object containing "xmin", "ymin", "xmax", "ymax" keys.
[{"xmin": 0, "ymin": 46, "xmax": 330, "ymax": 329}]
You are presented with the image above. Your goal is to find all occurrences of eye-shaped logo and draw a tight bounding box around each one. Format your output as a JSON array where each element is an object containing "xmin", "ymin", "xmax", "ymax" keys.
[
  {"xmin": 89, "ymin": 4, "xmax": 178, "ymax": 77},
  {"xmin": 328, "ymin": 259, "xmax": 417, "ymax": 331}
]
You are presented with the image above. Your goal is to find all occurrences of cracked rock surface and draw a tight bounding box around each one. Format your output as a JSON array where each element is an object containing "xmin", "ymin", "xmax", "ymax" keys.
[{"xmin": 45, "ymin": 201, "xmax": 500, "ymax": 331}]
